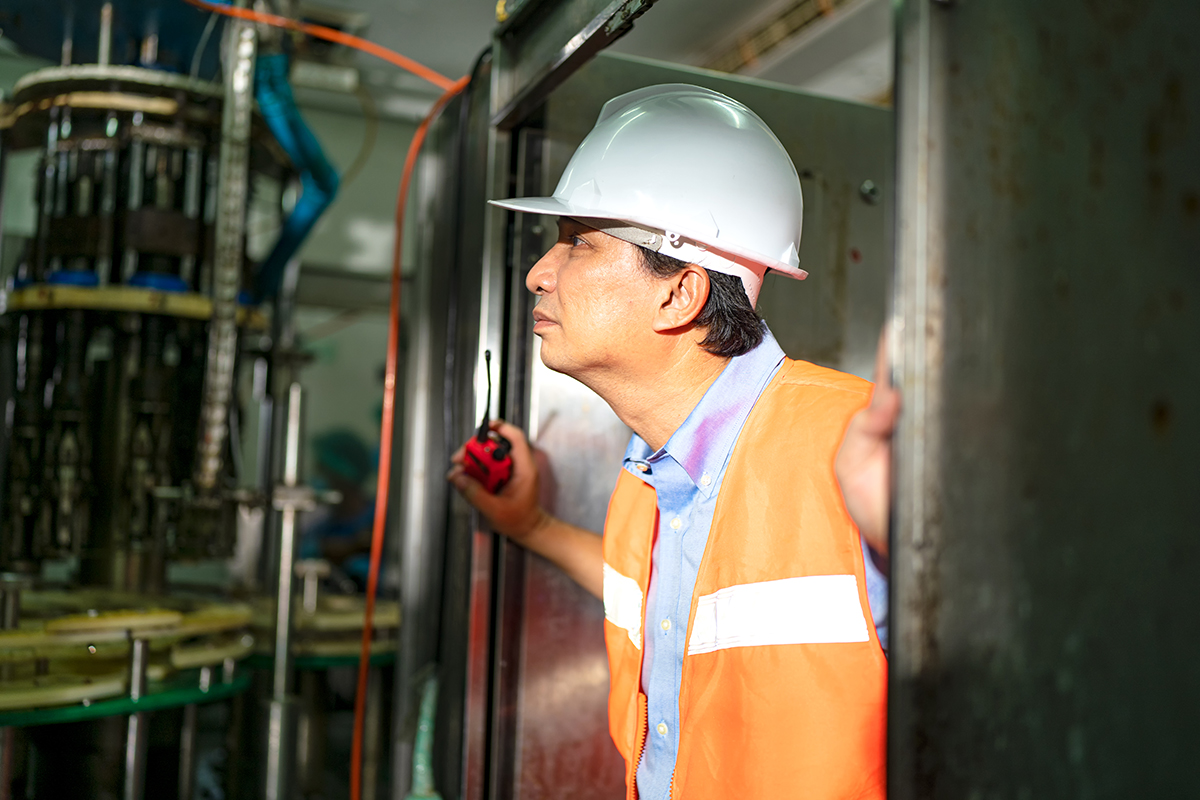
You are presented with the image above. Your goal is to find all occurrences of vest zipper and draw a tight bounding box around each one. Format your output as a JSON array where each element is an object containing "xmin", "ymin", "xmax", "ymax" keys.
[{"xmin": 629, "ymin": 694, "xmax": 648, "ymax": 800}]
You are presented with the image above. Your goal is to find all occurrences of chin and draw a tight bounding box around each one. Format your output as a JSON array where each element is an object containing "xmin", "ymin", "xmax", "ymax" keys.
[{"xmin": 535, "ymin": 342, "xmax": 578, "ymax": 378}]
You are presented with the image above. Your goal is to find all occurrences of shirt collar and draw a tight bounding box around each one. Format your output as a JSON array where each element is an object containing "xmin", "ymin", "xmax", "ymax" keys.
[{"xmin": 623, "ymin": 326, "xmax": 786, "ymax": 497}]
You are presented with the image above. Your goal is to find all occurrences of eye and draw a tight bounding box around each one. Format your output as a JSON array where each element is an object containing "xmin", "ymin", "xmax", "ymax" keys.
[{"xmin": 569, "ymin": 234, "xmax": 586, "ymax": 247}]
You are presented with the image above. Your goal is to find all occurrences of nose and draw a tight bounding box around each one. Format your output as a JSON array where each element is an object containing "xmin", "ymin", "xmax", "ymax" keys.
[{"xmin": 526, "ymin": 243, "xmax": 563, "ymax": 295}]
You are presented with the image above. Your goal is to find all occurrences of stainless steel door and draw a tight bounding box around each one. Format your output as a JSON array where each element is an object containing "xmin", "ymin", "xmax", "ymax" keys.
[{"xmin": 890, "ymin": 2, "xmax": 1200, "ymax": 796}]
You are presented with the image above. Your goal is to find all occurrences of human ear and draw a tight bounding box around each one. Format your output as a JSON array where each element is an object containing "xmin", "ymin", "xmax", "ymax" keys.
[{"xmin": 652, "ymin": 265, "xmax": 709, "ymax": 332}]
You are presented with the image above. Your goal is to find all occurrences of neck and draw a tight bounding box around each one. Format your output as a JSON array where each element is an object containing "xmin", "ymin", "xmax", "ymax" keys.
[{"xmin": 587, "ymin": 340, "xmax": 730, "ymax": 452}]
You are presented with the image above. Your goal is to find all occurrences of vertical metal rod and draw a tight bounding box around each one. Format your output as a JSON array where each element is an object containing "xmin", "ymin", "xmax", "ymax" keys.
[
  {"xmin": 178, "ymin": 703, "xmax": 197, "ymax": 800},
  {"xmin": 123, "ymin": 637, "xmax": 149, "ymax": 800},
  {"xmin": 180, "ymin": 147, "xmax": 202, "ymax": 286},
  {"xmin": 175, "ymin": 662, "xmax": 214, "ymax": 800},
  {"xmin": 53, "ymin": 151, "xmax": 68, "ymax": 219},
  {"xmin": 199, "ymin": 664, "xmax": 215, "ymax": 692},
  {"xmin": 272, "ymin": 381, "xmax": 302, "ymax": 699},
  {"xmin": 263, "ymin": 383, "xmax": 304, "ymax": 800},
  {"xmin": 0, "ymin": 728, "xmax": 12, "ymax": 800},
  {"xmin": 0, "ymin": 148, "xmax": 9, "ymax": 281},
  {"xmin": 139, "ymin": 33, "xmax": 158, "ymax": 68},
  {"xmin": 0, "ymin": 579, "xmax": 22, "ymax": 800},
  {"xmin": 262, "ymin": 697, "xmax": 295, "ymax": 800},
  {"xmin": 124, "ymin": 139, "xmax": 145, "ymax": 281},
  {"xmin": 60, "ymin": 9, "xmax": 74, "ymax": 66},
  {"xmin": 296, "ymin": 671, "xmax": 314, "ymax": 794},
  {"xmin": 97, "ymin": 4, "xmax": 113, "ymax": 67},
  {"xmin": 301, "ymin": 570, "xmax": 319, "ymax": 613},
  {"xmin": 97, "ymin": 143, "xmax": 116, "ymax": 284}
]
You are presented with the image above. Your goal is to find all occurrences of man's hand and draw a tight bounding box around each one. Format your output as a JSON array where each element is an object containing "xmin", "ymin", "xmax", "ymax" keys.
[
  {"xmin": 448, "ymin": 420, "xmax": 548, "ymax": 544},
  {"xmin": 449, "ymin": 421, "xmax": 604, "ymax": 597},
  {"xmin": 836, "ymin": 328, "xmax": 901, "ymax": 561}
]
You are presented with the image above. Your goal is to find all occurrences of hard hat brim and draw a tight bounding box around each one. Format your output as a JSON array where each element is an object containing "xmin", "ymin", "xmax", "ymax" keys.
[{"xmin": 488, "ymin": 196, "xmax": 808, "ymax": 281}]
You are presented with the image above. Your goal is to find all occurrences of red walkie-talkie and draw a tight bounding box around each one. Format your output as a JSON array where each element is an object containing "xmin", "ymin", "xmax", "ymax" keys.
[{"xmin": 462, "ymin": 350, "xmax": 513, "ymax": 493}]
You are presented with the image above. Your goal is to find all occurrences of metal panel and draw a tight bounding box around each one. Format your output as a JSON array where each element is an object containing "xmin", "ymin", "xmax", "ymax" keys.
[
  {"xmin": 389, "ymin": 69, "xmax": 477, "ymax": 800},
  {"xmin": 491, "ymin": 0, "xmax": 660, "ymax": 130},
  {"xmin": 890, "ymin": 1, "xmax": 1200, "ymax": 797}
]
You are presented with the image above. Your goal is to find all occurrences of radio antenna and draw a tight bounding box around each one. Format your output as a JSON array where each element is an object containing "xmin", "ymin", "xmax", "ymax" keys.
[{"xmin": 477, "ymin": 350, "xmax": 493, "ymax": 441}]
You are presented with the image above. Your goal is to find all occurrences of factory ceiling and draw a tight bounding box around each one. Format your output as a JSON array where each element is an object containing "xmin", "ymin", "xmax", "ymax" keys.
[{"xmin": 300, "ymin": 0, "xmax": 892, "ymax": 107}]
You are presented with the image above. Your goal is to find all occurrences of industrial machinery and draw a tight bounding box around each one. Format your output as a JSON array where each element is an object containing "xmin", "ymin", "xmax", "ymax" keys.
[
  {"xmin": 0, "ymin": 2, "xmax": 370, "ymax": 797},
  {"xmin": 0, "ymin": 39, "xmax": 284, "ymax": 586}
]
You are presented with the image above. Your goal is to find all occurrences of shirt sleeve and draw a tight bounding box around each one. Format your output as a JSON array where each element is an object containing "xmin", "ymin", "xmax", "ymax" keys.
[{"xmin": 861, "ymin": 535, "xmax": 889, "ymax": 652}]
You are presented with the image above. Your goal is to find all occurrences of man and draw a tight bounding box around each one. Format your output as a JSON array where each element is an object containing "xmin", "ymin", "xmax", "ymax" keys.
[
  {"xmin": 449, "ymin": 85, "xmax": 897, "ymax": 798},
  {"xmin": 302, "ymin": 428, "xmax": 377, "ymax": 588}
]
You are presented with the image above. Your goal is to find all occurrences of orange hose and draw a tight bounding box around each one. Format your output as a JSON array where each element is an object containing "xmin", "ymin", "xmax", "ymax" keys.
[
  {"xmin": 179, "ymin": 1, "xmax": 469, "ymax": 796},
  {"xmin": 351, "ymin": 75, "xmax": 470, "ymax": 800},
  {"xmin": 181, "ymin": 0, "xmax": 458, "ymax": 90}
]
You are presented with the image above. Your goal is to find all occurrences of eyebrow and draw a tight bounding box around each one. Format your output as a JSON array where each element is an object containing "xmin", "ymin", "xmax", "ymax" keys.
[{"xmin": 557, "ymin": 217, "xmax": 596, "ymax": 236}]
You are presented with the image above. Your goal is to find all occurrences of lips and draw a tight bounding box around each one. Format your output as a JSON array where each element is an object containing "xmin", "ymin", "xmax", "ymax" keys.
[{"xmin": 532, "ymin": 308, "xmax": 557, "ymax": 326}]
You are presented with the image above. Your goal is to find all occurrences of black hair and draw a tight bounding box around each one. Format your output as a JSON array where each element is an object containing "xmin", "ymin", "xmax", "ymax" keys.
[{"xmin": 638, "ymin": 247, "xmax": 766, "ymax": 358}]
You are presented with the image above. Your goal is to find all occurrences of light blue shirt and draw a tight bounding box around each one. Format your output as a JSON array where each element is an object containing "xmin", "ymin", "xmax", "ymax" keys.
[{"xmin": 623, "ymin": 328, "xmax": 889, "ymax": 800}]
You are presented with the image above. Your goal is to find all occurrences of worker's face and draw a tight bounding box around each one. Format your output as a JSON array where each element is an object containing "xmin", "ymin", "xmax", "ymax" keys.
[{"xmin": 525, "ymin": 218, "xmax": 661, "ymax": 380}]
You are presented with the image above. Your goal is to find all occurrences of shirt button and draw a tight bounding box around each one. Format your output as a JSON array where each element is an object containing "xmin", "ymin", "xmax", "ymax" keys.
[
  {"xmin": 661, "ymin": 619, "xmax": 671, "ymax": 632},
  {"xmin": 635, "ymin": 463, "xmax": 648, "ymax": 472},
  {"xmin": 657, "ymin": 722, "xmax": 669, "ymax": 736},
  {"xmin": 700, "ymin": 473, "xmax": 712, "ymax": 487},
  {"xmin": 670, "ymin": 517, "xmax": 682, "ymax": 530}
]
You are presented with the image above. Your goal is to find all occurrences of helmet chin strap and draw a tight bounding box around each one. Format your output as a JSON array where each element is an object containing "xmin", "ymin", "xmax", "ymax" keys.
[{"xmin": 571, "ymin": 216, "xmax": 768, "ymax": 308}]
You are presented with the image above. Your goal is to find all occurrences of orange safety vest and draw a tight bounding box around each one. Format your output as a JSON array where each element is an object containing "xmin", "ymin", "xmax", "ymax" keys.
[{"xmin": 601, "ymin": 357, "xmax": 888, "ymax": 799}]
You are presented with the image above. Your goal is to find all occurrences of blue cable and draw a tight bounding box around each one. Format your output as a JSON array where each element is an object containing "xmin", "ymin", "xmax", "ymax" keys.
[{"xmin": 253, "ymin": 52, "xmax": 340, "ymax": 302}]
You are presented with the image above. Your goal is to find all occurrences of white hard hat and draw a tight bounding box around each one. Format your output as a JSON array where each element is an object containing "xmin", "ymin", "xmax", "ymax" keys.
[{"xmin": 490, "ymin": 84, "xmax": 806, "ymax": 307}]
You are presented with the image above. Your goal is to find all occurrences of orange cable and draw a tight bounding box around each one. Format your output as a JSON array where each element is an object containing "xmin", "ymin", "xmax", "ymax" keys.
[
  {"xmin": 181, "ymin": 0, "xmax": 458, "ymax": 90},
  {"xmin": 350, "ymin": 74, "xmax": 471, "ymax": 800},
  {"xmin": 179, "ymin": 1, "xmax": 469, "ymax": 795}
]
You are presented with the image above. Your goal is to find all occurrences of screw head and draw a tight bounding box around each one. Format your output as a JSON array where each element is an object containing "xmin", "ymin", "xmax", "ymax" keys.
[{"xmin": 859, "ymin": 179, "xmax": 881, "ymax": 205}]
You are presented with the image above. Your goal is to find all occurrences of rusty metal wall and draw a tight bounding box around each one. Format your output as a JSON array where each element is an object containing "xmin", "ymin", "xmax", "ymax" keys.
[{"xmin": 890, "ymin": 1, "xmax": 1200, "ymax": 797}]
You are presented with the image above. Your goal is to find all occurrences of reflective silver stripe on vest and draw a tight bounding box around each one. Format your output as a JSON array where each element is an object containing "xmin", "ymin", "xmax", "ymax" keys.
[
  {"xmin": 687, "ymin": 574, "xmax": 869, "ymax": 655},
  {"xmin": 603, "ymin": 563, "xmax": 643, "ymax": 650}
]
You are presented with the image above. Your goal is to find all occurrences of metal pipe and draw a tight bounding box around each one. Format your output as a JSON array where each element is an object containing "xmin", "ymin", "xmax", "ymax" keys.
[
  {"xmin": 97, "ymin": 4, "xmax": 113, "ymax": 67},
  {"xmin": 60, "ymin": 12, "xmax": 74, "ymax": 66},
  {"xmin": 175, "ymin": 664, "xmax": 215, "ymax": 800},
  {"xmin": 199, "ymin": 664, "xmax": 215, "ymax": 692},
  {"xmin": 0, "ymin": 729, "xmax": 12, "ymax": 800},
  {"xmin": 272, "ymin": 381, "xmax": 302, "ymax": 698},
  {"xmin": 263, "ymin": 382, "xmax": 304, "ymax": 800},
  {"xmin": 0, "ymin": 148, "xmax": 8, "ymax": 281},
  {"xmin": 262, "ymin": 698, "xmax": 296, "ymax": 800},
  {"xmin": 302, "ymin": 570, "xmax": 319, "ymax": 612},
  {"xmin": 123, "ymin": 637, "xmax": 150, "ymax": 800},
  {"xmin": 181, "ymin": 146, "xmax": 202, "ymax": 286},
  {"xmin": 178, "ymin": 703, "xmax": 197, "ymax": 800}
]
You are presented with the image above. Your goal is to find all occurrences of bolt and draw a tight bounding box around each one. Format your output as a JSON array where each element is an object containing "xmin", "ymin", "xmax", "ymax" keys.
[{"xmin": 859, "ymin": 180, "xmax": 881, "ymax": 206}]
